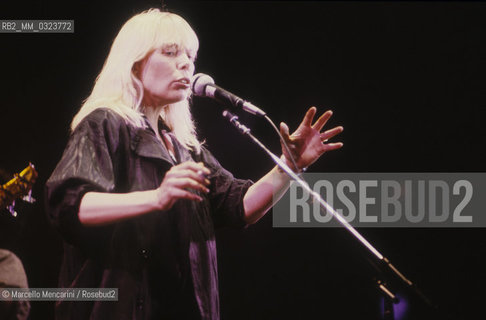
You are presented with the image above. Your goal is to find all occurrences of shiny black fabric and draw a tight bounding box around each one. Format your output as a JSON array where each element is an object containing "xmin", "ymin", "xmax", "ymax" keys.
[{"xmin": 45, "ymin": 108, "xmax": 252, "ymax": 320}]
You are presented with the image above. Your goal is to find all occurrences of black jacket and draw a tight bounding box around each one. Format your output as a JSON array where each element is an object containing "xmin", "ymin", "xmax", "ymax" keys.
[{"xmin": 45, "ymin": 108, "xmax": 252, "ymax": 320}]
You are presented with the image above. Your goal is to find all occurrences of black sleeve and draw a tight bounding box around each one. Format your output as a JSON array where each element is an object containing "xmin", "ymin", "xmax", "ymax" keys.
[
  {"xmin": 198, "ymin": 147, "xmax": 253, "ymax": 229},
  {"xmin": 45, "ymin": 109, "xmax": 122, "ymax": 255}
]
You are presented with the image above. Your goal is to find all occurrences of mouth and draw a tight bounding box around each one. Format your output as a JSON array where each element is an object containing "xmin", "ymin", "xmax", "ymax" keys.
[{"xmin": 174, "ymin": 77, "xmax": 190, "ymax": 87}]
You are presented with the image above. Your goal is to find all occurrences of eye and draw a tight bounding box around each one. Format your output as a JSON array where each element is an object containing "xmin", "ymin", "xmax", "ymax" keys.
[
  {"xmin": 162, "ymin": 49, "xmax": 178, "ymax": 57},
  {"xmin": 186, "ymin": 51, "xmax": 197, "ymax": 62},
  {"xmin": 161, "ymin": 44, "xmax": 180, "ymax": 57}
]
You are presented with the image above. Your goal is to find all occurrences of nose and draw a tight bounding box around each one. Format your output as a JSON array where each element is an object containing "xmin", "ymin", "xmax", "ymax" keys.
[{"xmin": 177, "ymin": 53, "xmax": 193, "ymax": 71}]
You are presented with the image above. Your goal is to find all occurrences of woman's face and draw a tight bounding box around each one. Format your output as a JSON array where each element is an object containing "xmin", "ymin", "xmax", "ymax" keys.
[{"xmin": 138, "ymin": 43, "xmax": 196, "ymax": 107}]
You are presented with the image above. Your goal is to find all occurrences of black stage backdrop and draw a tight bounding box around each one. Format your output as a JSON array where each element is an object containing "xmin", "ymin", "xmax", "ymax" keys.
[{"xmin": 1, "ymin": 1, "xmax": 485, "ymax": 319}]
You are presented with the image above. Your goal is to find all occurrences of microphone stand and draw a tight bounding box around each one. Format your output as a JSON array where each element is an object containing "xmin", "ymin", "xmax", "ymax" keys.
[{"xmin": 221, "ymin": 109, "xmax": 444, "ymax": 320}]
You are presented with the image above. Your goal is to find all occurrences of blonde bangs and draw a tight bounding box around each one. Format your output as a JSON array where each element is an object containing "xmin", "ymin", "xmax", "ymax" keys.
[{"xmin": 152, "ymin": 13, "xmax": 199, "ymax": 60}]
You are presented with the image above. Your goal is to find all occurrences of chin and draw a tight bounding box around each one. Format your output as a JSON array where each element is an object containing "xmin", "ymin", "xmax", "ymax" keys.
[
  {"xmin": 154, "ymin": 93, "xmax": 188, "ymax": 106},
  {"xmin": 172, "ymin": 92, "xmax": 190, "ymax": 103}
]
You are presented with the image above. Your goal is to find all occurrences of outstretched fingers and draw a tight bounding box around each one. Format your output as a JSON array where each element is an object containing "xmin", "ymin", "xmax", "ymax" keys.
[
  {"xmin": 300, "ymin": 106, "xmax": 317, "ymax": 128},
  {"xmin": 320, "ymin": 126, "xmax": 343, "ymax": 142},
  {"xmin": 325, "ymin": 142, "xmax": 343, "ymax": 150},
  {"xmin": 279, "ymin": 122, "xmax": 292, "ymax": 143},
  {"xmin": 312, "ymin": 110, "xmax": 333, "ymax": 132}
]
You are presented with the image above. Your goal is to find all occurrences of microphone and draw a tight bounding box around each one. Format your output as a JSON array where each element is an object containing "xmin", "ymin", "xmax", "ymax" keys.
[{"xmin": 191, "ymin": 73, "xmax": 266, "ymax": 117}]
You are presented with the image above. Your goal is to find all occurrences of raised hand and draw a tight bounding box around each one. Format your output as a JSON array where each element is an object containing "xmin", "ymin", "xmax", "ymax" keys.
[{"xmin": 279, "ymin": 107, "xmax": 343, "ymax": 172}]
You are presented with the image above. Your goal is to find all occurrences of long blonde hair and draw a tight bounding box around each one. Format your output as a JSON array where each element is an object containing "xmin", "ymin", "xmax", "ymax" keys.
[{"xmin": 71, "ymin": 9, "xmax": 201, "ymax": 153}]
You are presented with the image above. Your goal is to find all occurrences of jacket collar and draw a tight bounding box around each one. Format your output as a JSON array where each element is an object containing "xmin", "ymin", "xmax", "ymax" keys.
[
  {"xmin": 130, "ymin": 116, "xmax": 193, "ymax": 165},
  {"xmin": 167, "ymin": 131, "xmax": 193, "ymax": 163}
]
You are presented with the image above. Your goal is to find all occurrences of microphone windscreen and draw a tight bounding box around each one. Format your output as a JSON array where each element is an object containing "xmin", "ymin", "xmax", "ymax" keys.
[{"xmin": 191, "ymin": 73, "xmax": 215, "ymax": 96}]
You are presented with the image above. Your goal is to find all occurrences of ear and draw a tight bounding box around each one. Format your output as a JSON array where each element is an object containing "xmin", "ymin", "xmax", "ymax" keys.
[{"xmin": 132, "ymin": 61, "xmax": 141, "ymax": 75}]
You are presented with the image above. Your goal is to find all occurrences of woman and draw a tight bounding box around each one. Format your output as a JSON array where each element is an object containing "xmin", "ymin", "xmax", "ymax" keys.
[{"xmin": 46, "ymin": 9, "xmax": 343, "ymax": 320}]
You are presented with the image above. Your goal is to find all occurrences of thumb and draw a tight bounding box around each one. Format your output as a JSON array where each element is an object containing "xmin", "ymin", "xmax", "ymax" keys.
[{"xmin": 280, "ymin": 122, "xmax": 290, "ymax": 139}]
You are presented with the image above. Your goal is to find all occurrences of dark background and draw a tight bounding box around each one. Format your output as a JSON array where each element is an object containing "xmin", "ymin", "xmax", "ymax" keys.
[{"xmin": 1, "ymin": 1, "xmax": 485, "ymax": 319}]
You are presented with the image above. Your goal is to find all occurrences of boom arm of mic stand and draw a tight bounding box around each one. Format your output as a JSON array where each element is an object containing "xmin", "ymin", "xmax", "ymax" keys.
[
  {"xmin": 221, "ymin": 109, "xmax": 440, "ymax": 314},
  {"xmin": 221, "ymin": 110, "xmax": 385, "ymax": 259}
]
